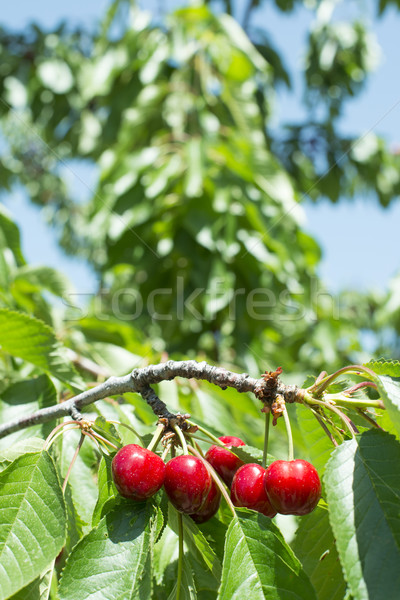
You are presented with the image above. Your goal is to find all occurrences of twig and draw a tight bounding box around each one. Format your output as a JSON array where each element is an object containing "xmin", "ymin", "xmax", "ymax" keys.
[{"xmin": 0, "ymin": 359, "xmax": 371, "ymax": 441}]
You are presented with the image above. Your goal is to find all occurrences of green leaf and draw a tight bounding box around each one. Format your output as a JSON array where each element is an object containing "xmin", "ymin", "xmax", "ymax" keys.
[
  {"xmin": 0, "ymin": 451, "xmax": 66, "ymax": 600},
  {"xmin": 60, "ymin": 430, "xmax": 99, "ymax": 528},
  {"xmin": 59, "ymin": 501, "xmax": 161, "ymax": 600},
  {"xmin": 167, "ymin": 555, "xmax": 197, "ymax": 600},
  {"xmin": 92, "ymin": 454, "xmax": 118, "ymax": 527},
  {"xmin": 153, "ymin": 525, "xmax": 178, "ymax": 592},
  {"xmin": 375, "ymin": 375, "xmax": 400, "ymax": 437},
  {"xmin": 364, "ymin": 358, "xmax": 400, "ymax": 377},
  {"xmin": 92, "ymin": 416, "xmax": 122, "ymax": 449},
  {"xmin": 0, "ymin": 437, "xmax": 45, "ymax": 472},
  {"xmin": 231, "ymin": 445, "xmax": 274, "ymax": 465},
  {"xmin": 168, "ymin": 505, "xmax": 222, "ymax": 579},
  {"xmin": 0, "ymin": 375, "xmax": 57, "ymax": 450},
  {"xmin": 7, "ymin": 562, "xmax": 54, "ymax": 600},
  {"xmin": 0, "ymin": 309, "xmax": 84, "ymax": 389},
  {"xmin": 292, "ymin": 506, "xmax": 346, "ymax": 600},
  {"xmin": 218, "ymin": 508, "xmax": 317, "ymax": 599},
  {"xmin": 324, "ymin": 430, "xmax": 400, "ymax": 600}
]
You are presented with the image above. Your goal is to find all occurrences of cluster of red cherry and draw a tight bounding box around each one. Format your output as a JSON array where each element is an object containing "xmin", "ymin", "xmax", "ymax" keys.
[{"xmin": 111, "ymin": 434, "xmax": 321, "ymax": 522}]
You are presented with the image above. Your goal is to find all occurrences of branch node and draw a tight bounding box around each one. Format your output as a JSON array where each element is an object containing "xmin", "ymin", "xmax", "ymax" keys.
[{"xmin": 69, "ymin": 405, "xmax": 83, "ymax": 421}]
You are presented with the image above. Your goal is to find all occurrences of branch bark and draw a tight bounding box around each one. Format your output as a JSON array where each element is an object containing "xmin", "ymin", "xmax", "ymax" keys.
[{"xmin": 0, "ymin": 360, "xmax": 300, "ymax": 440}]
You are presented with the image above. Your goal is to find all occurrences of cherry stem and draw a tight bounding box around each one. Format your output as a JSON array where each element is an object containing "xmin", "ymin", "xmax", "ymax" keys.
[
  {"xmin": 262, "ymin": 411, "xmax": 270, "ymax": 469},
  {"xmin": 282, "ymin": 405, "xmax": 294, "ymax": 461},
  {"xmin": 187, "ymin": 434, "xmax": 218, "ymax": 445},
  {"xmin": 186, "ymin": 421, "xmax": 225, "ymax": 447},
  {"xmin": 45, "ymin": 425, "xmax": 81, "ymax": 451},
  {"xmin": 82, "ymin": 430, "xmax": 102, "ymax": 451},
  {"xmin": 91, "ymin": 431, "xmax": 119, "ymax": 451},
  {"xmin": 147, "ymin": 423, "xmax": 165, "ymax": 453},
  {"xmin": 187, "ymin": 444, "xmax": 236, "ymax": 517},
  {"xmin": 161, "ymin": 442, "xmax": 172, "ymax": 462},
  {"xmin": 173, "ymin": 424, "xmax": 189, "ymax": 455},
  {"xmin": 62, "ymin": 433, "xmax": 85, "ymax": 494},
  {"xmin": 44, "ymin": 420, "xmax": 79, "ymax": 450},
  {"xmin": 176, "ymin": 511, "xmax": 184, "ymax": 600},
  {"xmin": 193, "ymin": 440, "xmax": 204, "ymax": 457}
]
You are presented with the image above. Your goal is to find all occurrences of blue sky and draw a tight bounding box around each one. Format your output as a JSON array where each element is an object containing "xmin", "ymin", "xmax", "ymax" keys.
[{"xmin": 2, "ymin": 0, "xmax": 400, "ymax": 295}]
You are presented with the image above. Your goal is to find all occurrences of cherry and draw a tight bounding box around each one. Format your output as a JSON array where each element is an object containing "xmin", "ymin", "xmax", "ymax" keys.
[
  {"xmin": 205, "ymin": 435, "xmax": 245, "ymax": 487},
  {"xmin": 111, "ymin": 444, "xmax": 165, "ymax": 500},
  {"xmin": 264, "ymin": 459, "xmax": 321, "ymax": 516},
  {"xmin": 164, "ymin": 455, "xmax": 212, "ymax": 514},
  {"xmin": 189, "ymin": 478, "xmax": 221, "ymax": 524},
  {"xmin": 231, "ymin": 463, "xmax": 276, "ymax": 518}
]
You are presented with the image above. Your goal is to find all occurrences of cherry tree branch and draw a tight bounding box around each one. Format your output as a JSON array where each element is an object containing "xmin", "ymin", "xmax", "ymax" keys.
[{"xmin": 0, "ymin": 360, "xmax": 299, "ymax": 440}]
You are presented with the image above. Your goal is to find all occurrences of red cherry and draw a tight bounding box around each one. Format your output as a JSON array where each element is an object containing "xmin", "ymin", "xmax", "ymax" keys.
[
  {"xmin": 231, "ymin": 463, "xmax": 276, "ymax": 518},
  {"xmin": 164, "ymin": 455, "xmax": 212, "ymax": 514},
  {"xmin": 189, "ymin": 478, "xmax": 221, "ymax": 524},
  {"xmin": 112, "ymin": 444, "xmax": 166, "ymax": 500},
  {"xmin": 264, "ymin": 460, "xmax": 321, "ymax": 516},
  {"xmin": 205, "ymin": 435, "xmax": 245, "ymax": 487}
]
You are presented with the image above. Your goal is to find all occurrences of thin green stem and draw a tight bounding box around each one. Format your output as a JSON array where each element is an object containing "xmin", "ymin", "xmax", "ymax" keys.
[
  {"xmin": 173, "ymin": 424, "xmax": 189, "ymax": 455},
  {"xmin": 282, "ymin": 406, "xmax": 294, "ymax": 461},
  {"xmin": 176, "ymin": 511, "xmax": 184, "ymax": 600},
  {"xmin": 303, "ymin": 390, "xmax": 383, "ymax": 411},
  {"xmin": 262, "ymin": 411, "xmax": 270, "ymax": 469},
  {"xmin": 82, "ymin": 430, "xmax": 102, "ymax": 451},
  {"xmin": 62, "ymin": 434, "xmax": 85, "ymax": 494},
  {"xmin": 187, "ymin": 444, "xmax": 236, "ymax": 517},
  {"xmin": 186, "ymin": 421, "xmax": 225, "ymax": 447},
  {"xmin": 325, "ymin": 393, "xmax": 384, "ymax": 410},
  {"xmin": 147, "ymin": 423, "xmax": 165, "ymax": 453},
  {"xmin": 91, "ymin": 431, "xmax": 119, "ymax": 450},
  {"xmin": 161, "ymin": 442, "xmax": 172, "ymax": 462},
  {"xmin": 45, "ymin": 425, "xmax": 81, "ymax": 451},
  {"xmin": 44, "ymin": 420, "xmax": 78, "ymax": 450},
  {"xmin": 193, "ymin": 440, "xmax": 204, "ymax": 457},
  {"xmin": 187, "ymin": 434, "xmax": 219, "ymax": 445}
]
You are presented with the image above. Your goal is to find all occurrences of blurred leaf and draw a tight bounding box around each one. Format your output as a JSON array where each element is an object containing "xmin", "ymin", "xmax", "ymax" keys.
[
  {"xmin": 37, "ymin": 59, "xmax": 74, "ymax": 94},
  {"xmin": 0, "ymin": 309, "xmax": 84, "ymax": 388},
  {"xmin": 0, "ymin": 205, "xmax": 25, "ymax": 266}
]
